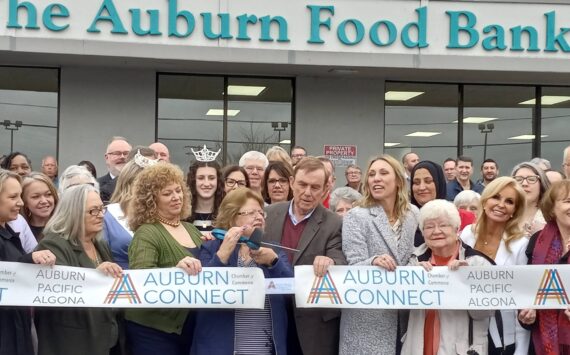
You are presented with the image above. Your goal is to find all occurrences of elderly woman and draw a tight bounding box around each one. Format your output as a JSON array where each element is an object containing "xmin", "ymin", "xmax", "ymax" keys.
[
  {"xmin": 262, "ymin": 161, "xmax": 293, "ymax": 205},
  {"xmin": 35, "ymin": 184, "xmax": 123, "ymax": 355},
  {"xmin": 104, "ymin": 149, "xmax": 157, "ymax": 269},
  {"xmin": 520, "ymin": 180, "xmax": 570, "ymax": 354},
  {"xmin": 454, "ymin": 190, "xmax": 481, "ymax": 216},
  {"xmin": 329, "ymin": 186, "xmax": 362, "ymax": 217},
  {"xmin": 222, "ymin": 165, "xmax": 250, "ymax": 194},
  {"xmin": 402, "ymin": 199, "xmax": 493, "ymax": 355},
  {"xmin": 460, "ymin": 177, "xmax": 530, "ymax": 355},
  {"xmin": 0, "ymin": 170, "xmax": 55, "ymax": 355},
  {"xmin": 21, "ymin": 172, "xmax": 59, "ymax": 241},
  {"xmin": 126, "ymin": 163, "xmax": 203, "ymax": 355},
  {"xmin": 239, "ymin": 151, "xmax": 269, "ymax": 195},
  {"xmin": 187, "ymin": 161, "xmax": 224, "ymax": 232},
  {"xmin": 58, "ymin": 165, "xmax": 99, "ymax": 193},
  {"xmin": 511, "ymin": 162, "xmax": 549, "ymax": 237},
  {"xmin": 193, "ymin": 187, "xmax": 292, "ymax": 355},
  {"xmin": 341, "ymin": 155, "xmax": 419, "ymax": 355},
  {"xmin": 0, "ymin": 152, "xmax": 32, "ymax": 177}
]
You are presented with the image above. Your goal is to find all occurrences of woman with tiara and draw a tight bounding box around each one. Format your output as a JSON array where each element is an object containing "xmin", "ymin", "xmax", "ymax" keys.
[{"xmin": 186, "ymin": 145, "xmax": 224, "ymax": 234}]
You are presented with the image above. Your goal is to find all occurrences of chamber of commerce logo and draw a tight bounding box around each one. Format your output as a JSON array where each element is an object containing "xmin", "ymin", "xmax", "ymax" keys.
[
  {"xmin": 104, "ymin": 274, "xmax": 141, "ymax": 304},
  {"xmin": 534, "ymin": 269, "xmax": 570, "ymax": 305},
  {"xmin": 307, "ymin": 271, "xmax": 342, "ymax": 305}
]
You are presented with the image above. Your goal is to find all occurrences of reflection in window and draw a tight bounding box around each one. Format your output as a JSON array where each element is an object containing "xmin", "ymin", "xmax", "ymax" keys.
[
  {"xmin": 158, "ymin": 74, "xmax": 293, "ymax": 167},
  {"xmin": 539, "ymin": 87, "xmax": 570, "ymax": 171},
  {"xmin": 157, "ymin": 75, "xmax": 224, "ymax": 168},
  {"xmin": 463, "ymin": 85, "xmax": 534, "ymax": 175},
  {"xmin": 0, "ymin": 67, "xmax": 58, "ymax": 169},
  {"xmin": 227, "ymin": 77, "xmax": 293, "ymax": 164},
  {"xmin": 384, "ymin": 83, "xmax": 458, "ymax": 167}
]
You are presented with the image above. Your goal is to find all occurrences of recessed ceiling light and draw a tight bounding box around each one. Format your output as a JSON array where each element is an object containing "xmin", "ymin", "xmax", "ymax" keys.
[
  {"xmin": 508, "ymin": 134, "xmax": 548, "ymax": 140},
  {"xmin": 328, "ymin": 68, "xmax": 359, "ymax": 75},
  {"xmin": 280, "ymin": 139, "xmax": 291, "ymax": 144},
  {"xmin": 385, "ymin": 91, "xmax": 424, "ymax": 101},
  {"xmin": 519, "ymin": 96, "xmax": 570, "ymax": 105},
  {"xmin": 206, "ymin": 109, "xmax": 240, "ymax": 116},
  {"xmin": 405, "ymin": 131, "xmax": 441, "ymax": 137},
  {"xmin": 227, "ymin": 85, "xmax": 266, "ymax": 96},
  {"xmin": 452, "ymin": 117, "xmax": 499, "ymax": 124},
  {"xmin": 384, "ymin": 142, "xmax": 401, "ymax": 147}
]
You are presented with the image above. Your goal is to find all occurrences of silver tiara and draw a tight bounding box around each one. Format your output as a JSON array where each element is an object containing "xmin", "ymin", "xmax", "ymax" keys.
[
  {"xmin": 191, "ymin": 145, "xmax": 221, "ymax": 162},
  {"xmin": 134, "ymin": 150, "xmax": 159, "ymax": 168}
]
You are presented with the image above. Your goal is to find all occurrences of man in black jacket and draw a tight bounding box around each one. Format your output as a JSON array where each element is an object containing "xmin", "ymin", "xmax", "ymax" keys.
[{"xmin": 97, "ymin": 136, "xmax": 131, "ymax": 204}]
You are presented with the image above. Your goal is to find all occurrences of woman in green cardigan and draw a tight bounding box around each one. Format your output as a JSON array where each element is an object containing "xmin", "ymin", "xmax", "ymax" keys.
[{"xmin": 126, "ymin": 163, "xmax": 203, "ymax": 355}]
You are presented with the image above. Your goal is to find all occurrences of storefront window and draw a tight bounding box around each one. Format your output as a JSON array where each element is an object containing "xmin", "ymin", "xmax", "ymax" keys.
[
  {"xmin": 384, "ymin": 82, "xmax": 459, "ymax": 167},
  {"xmin": 227, "ymin": 77, "xmax": 293, "ymax": 164},
  {"xmin": 157, "ymin": 75, "xmax": 224, "ymax": 167},
  {"xmin": 463, "ymin": 85, "xmax": 534, "ymax": 175},
  {"xmin": 0, "ymin": 67, "xmax": 58, "ymax": 169},
  {"xmin": 157, "ymin": 75, "xmax": 293, "ymax": 167},
  {"xmin": 539, "ymin": 87, "xmax": 570, "ymax": 172}
]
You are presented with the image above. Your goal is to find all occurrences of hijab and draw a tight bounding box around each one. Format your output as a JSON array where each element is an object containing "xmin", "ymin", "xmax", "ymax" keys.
[{"xmin": 410, "ymin": 161, "xmax": 447, "ymax": 208}]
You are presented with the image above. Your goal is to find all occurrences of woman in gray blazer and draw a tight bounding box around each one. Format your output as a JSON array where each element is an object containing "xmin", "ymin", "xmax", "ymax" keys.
[{"xmin": 340, "ymin": 155, "xmax": 419, "ymax": 355}]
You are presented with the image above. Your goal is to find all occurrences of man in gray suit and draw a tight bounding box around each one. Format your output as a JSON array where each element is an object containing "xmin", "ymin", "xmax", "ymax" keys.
[{"xmin": 264, "ymin": 157, "xmax": 346, "ymax": 355}]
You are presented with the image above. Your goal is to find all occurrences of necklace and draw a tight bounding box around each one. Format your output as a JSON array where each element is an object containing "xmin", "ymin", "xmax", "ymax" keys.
[
  {"xmin": 157, "ymin": 215, "xmax": 181, "ymax": 227},
  {"xmin": 83, "ymin": 241, "xmax": 101, "ymax": 266}
]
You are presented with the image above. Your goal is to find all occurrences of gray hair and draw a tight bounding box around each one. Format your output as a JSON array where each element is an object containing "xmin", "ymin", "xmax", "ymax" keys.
[
  {"xmin": 59, "ymin": 165, "xmax": 99, "ymax": 194},
  {"xmin": 511, "ymin": 161, "xmax": 550, "ymax": 201},
  {"xmin": 239, "ymin": 151, "xmax": 269, "ymax": 169},
  {"xmin": 330, "ymin": 187, "xmax": 362, "ymax": 211},
  {"xmin": 44, "ymin": 184, "xmax": 101, "ymax": 245},
  {"xmin": 419, "ymin": 199, "xmax": 461, "ymax": 231},
  {"xmin": 453, "ymin": 190, "xmax": 481, "ymax": 209},
  {"xmin": 530, "ymin": 157, "xmax": 551, "ymax": 170}
]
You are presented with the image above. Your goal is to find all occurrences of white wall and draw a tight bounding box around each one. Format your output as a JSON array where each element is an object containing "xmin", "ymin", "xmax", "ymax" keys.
[
  {"xmin": 58, "ymin": 67, "xmax": 156, "ymax": 175},
  {"xmin": 295, "ymin": 76, "xmax": 385, "ymax": 187}
]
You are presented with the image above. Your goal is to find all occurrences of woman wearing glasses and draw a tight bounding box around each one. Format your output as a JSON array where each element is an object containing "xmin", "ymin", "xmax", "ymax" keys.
[
  {"xmin": 193, "ymin": 188, "xmax": 292, "ymax": 355},
  {"xmin": 126, "ymin": 163, "xmax": 203, "ymax": 355},
  {"xmin": 262, "ymin": 161, "xmax": 293, "ymax": 205},
  {"xmin": 222, "ymin": 165, "xmax": 250, "ymax": 194},
  {"xmin": 187, "ymin": 161, "xmax": 224, "ymax": 232},
  {"xmin": 460, "ymin": 177, "xmax": 530, "ymax": 355},
  {"xmin": 35, "ymin": 184, "xmax": 124, "ymax": 355},
  {"xmin": 511, "ymin": 162, "xmax": 549, "ymax": 237}
]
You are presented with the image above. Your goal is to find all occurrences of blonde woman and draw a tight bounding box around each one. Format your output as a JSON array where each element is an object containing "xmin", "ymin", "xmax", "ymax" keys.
[
  {"xmin": 460, "ymin": 176, "xmax": 530, "ymax": 355},
  {"xmin": 21, "ymin": 172, "xmax": 59, "ymax": 241},
  {"xmin": 340, "ymin": 155, "xmax": 419, "ymax": 355}
]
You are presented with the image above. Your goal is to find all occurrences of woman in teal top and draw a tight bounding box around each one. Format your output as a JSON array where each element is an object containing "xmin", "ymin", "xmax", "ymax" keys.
[{"xmin": 126, "ymin": 163, "xmax": 203, "ymax": 355}]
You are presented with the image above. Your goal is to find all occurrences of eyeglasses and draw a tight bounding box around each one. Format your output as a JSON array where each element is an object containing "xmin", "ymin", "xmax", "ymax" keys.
[
  {"xmin": 423, "ymin": 223, "xmax": 453, "ymax": 232},
  {"xmin": 291, "ymin": 154, "xmax": 306, "ymax": 159},
  {"xmin": 106, "ymin": 151, "xmax": 130, "ymax": 157},
  {"xmin": 225, "ymin": 178, "xmax": 247, "ymax": 187},
  {"xmin": 237, "ymin": 209, "xmax": 266, "ymax": 218},
  {"xmin": 346, "ymin": 171, "xmax": 361, "ymax": 176},
  {"xmin": 244, "ymin": 166, "xmax": 264, "ymax": 173},
  {"xmin": 87, "ymin": 206, "xmax": 107, "ymax": 217},
  {"xmin": 513, "ymin": 175, "xmax": 540, "ymax": 184},
  {"xmin": 268, "ymin": 178, "xmax": 288, "ymax": 186}
]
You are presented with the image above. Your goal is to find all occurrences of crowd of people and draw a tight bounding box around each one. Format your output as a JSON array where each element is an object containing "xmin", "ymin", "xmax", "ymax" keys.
[{"xmin": 1, "ymin": 137, "xmax": 570, "ymax": 355}]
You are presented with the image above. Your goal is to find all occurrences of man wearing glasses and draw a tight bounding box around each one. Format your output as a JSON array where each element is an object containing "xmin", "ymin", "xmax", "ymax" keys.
[
  {"xmin": 290, "ymin": 146, "xmax": 307, "ymax": 166},
  {"xmin": 98, "ymin": 136, "xmax": 131, "ymax": 204}
]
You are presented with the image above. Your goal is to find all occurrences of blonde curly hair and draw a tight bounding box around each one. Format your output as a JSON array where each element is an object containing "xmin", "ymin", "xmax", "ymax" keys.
[{"xmin": 128, "ymin": 163, "xmax": 191, "ymax": 231}]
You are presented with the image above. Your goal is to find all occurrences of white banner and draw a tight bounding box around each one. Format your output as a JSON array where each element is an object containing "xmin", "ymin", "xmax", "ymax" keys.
[
  {"xmin": 295, "ymin": 265, "xmax": 570, "ymax": 310},
  {"xmin": 0, "ymin": 262, "xmax": 265, "ymax": 309}
]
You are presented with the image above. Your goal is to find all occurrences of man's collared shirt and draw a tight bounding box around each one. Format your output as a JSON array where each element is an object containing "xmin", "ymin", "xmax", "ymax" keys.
[{"xmin": 288, "ymin": 200, "xmax": 316, "ymax": 226}]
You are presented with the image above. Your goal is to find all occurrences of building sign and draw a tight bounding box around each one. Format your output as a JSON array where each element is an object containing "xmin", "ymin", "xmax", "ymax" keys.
[
  {"xmin": 324, "ymin": 144, "xmax": 357, "ymax": 167},
  {"xmin": 3, "ymin": 0, "xmax": 570, "ymax": 59}
]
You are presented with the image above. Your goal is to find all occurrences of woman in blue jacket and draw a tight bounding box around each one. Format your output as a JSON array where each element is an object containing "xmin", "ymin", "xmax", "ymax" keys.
[{"xmin": 193, "ymin": 187, "xmax": 292, "ymax": 355}]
